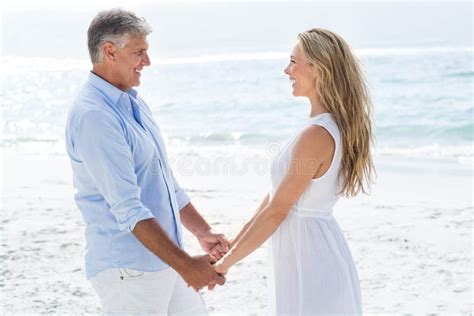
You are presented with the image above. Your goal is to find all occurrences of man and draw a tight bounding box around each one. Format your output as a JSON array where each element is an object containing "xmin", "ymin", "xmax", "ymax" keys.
[{"xmin": 65, "ymin": 9, "xmax": 227, "ymax": 314}]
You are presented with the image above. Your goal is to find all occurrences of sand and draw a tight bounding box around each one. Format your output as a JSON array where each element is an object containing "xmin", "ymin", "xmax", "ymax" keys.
[{"xmin": 1, "ymin": 149, "xmax": 472, "ymax": 314}]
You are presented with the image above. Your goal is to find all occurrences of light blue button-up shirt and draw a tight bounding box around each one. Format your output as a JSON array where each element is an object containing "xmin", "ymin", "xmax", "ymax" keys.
[{"xmin": 65, "ymin": 72, "xmax": 190, "ymax": 279}]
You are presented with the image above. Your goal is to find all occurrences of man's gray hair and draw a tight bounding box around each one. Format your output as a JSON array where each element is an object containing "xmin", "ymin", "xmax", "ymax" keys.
[{"xmin": 87, "ymin": 9, "xmax": 152, "ymax": 64}]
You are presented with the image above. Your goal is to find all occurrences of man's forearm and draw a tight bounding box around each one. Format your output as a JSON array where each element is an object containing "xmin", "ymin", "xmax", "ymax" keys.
[
  {"xmin": 132, "ymin": 218, "xmax": 190, "ymax": 273},
  {"xmin": 179, "ymin": 202, "xmax": 211, "ymax": 238}
]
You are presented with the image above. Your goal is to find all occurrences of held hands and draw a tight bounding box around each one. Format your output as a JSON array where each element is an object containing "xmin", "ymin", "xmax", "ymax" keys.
[
  {"xmin": 197, "ymin": 230, "xmax": 230, "ymax": 260},
  {"xmin": 212, "ymin": 237, "xmax": 233, "ymax": 275},
  {"xmin": 209, "ymin": 238, "xmax": 232, "ymax": 290},
  {"xmin": 180, "ymin": 254, "xmax": 226, "ymax": 292},
  {"xmin": 213, "ymin": 259, "xmax": 228, "ymax": 275},
  {"xmin": 207, "ymin": 258, "xmax": 229, "ymax": 291},
  {"xmin": 185, "ymin": 230, "xmax": 230, "ymax": 291}
]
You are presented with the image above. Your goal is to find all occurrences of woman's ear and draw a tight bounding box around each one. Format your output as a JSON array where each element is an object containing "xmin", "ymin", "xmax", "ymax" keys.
[{"xmin": 310, "ymin": 64, "xmax": 319, "ymax": 80}]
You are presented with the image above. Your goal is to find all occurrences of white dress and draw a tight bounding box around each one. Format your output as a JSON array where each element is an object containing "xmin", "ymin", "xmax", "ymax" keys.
[{"xmin": 268, "ymin": 113, "xmax": 362, "ymax": 315}]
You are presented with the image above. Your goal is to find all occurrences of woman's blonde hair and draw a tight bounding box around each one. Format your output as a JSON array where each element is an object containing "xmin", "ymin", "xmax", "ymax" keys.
[{"xmin": 298, "ymin": 28, "xmax": 375, "ymax": 197}]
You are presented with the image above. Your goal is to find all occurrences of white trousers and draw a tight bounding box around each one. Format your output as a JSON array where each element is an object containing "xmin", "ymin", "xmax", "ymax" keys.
[{"xmin": 90, "ymin": 267, "xmax": 208, "ymax": 315}]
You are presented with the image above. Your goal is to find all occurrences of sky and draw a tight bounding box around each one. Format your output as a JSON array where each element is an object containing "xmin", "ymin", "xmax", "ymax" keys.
[
  {"xmin": 2, "ymin": 0, "xmax": 471, "ymax": 8},
  {"xmin": 1, "ymin": 1, "xmax": 472, "ymax": 59}
]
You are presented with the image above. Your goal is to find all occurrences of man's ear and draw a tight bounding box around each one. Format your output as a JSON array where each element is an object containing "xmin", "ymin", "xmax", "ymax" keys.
[{"xmin": 102, "ymin": 42, "xmax": 117, "ymax": 62}]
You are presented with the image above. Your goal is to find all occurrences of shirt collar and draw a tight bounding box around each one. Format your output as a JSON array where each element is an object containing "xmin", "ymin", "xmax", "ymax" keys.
[{"xmin": 88, "ymin": 71, "xmax": 138, "ymax": 105}]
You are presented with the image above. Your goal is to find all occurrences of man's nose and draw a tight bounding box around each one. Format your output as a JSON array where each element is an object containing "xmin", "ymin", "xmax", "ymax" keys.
[{"xmin": 142, "ymin": 53, "xmax": 151, "ymax": 66}]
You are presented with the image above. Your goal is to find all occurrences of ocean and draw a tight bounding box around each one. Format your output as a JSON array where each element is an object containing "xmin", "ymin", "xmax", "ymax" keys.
[{"xmin": 2, "ymin": 47, "xmax": 473, "ymax": 169}]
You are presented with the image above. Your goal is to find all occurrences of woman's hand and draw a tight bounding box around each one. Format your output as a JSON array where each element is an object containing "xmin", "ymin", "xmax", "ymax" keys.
[
  {"xmin": 214, "ymin": 259, "xmax": 229, "ymax": 275},
  {"xmin": 206, "ymin": 259, "xmax": 229, "ymax": 291}
]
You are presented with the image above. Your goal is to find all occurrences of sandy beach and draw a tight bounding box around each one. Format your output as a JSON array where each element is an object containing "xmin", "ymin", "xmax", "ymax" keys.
[
  {"xmin": 1, "ymin": 0, "xmax": 472, "ymax": 313},
  {"xmin": 1, "ymin": 147, "xmax": 472, "ymax": 315}
]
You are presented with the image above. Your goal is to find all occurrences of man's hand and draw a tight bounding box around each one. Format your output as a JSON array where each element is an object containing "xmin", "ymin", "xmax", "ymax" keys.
[
  {"xmin": 179, "ymin": 254, "xmax": 226, "ymax": 291},
  {"xmin": 197, "ymin": 231, "xmax": 230, "ymax": 260},
  {"xmin": 208, "ymin": 259, "xmax": 228, "ymax": 291},
  {"xmin": 179, "ymin": 203, "xmax": 230, "ymax": 260}
]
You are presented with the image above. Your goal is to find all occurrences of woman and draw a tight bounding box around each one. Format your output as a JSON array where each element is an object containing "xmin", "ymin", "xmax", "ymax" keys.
[{"xmin": 214, "ymin": 28, "xmax": 375, "ymax": 315}]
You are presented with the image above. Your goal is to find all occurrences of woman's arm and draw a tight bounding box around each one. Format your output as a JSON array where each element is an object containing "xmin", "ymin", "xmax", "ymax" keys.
[
  {"xmin": 230, "ymin": 193, "xmax": 270, "ymax": 248},
  {"xmin": 214, "ymin": 125, "xmax": 335, "ymax": 273},
  {"xmin": 208, "ymin": 194, "xmax": 269, "ymax": 259}
]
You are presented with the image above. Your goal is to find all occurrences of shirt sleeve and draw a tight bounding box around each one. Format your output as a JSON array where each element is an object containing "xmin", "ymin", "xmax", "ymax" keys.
[
  {"xmin": 171, "ymin": 169, "xmax": 191, "ymax": 211},
  {"xmin": 73, "ymin": 110, "xmax": 155, "ymax": 231}
]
